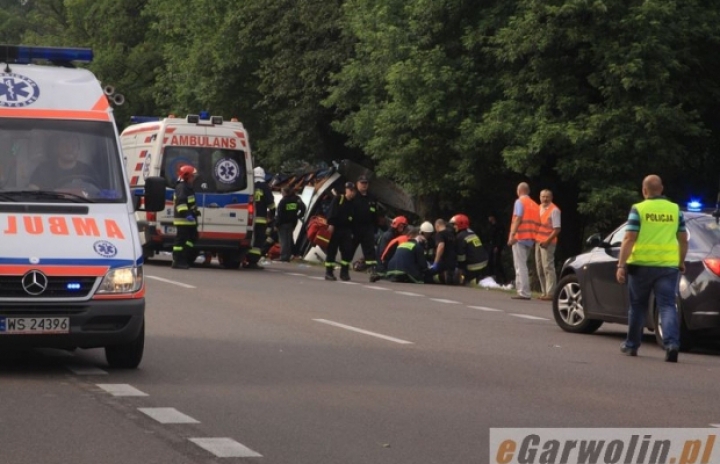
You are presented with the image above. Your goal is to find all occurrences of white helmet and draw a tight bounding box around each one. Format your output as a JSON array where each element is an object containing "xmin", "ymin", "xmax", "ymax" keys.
[
  {"xmin": 420, "ymin": 221, "xmax": 434, "ymax": 233},
  {"xmin": 253, "ymin": 166, "xmax": 266, "ymax": 181}
]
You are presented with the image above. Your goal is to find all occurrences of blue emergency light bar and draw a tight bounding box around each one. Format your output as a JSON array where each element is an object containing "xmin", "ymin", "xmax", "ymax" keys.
[
  {"xmin": 130, "ymin": 116, "xmax": 162, "ymax": 124},
  {"xmin": 199, "ymin": 111, "xmax": 210, "ymax": 120},
  {"xmin": 1, "ymin": 45, "xmax": 93, "ymax": 64},
  {"xmin": 687, "ymin": 200, "xmax": 703, "ymax": 212}
]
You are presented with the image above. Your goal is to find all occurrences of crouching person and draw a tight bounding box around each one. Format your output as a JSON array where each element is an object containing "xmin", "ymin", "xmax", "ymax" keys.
[{"xmin": 384, "ymin": 227, "xmax": 428, "ymax": 283}]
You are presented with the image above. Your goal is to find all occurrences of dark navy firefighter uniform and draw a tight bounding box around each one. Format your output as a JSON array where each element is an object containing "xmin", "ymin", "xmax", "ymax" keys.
[
  {"xmin": 275, "ymin": 190, "xmax": 306, "ymax": 262},
  {"xmin": 250, "ymin": 179, "xmax": 276, "ymax": 262},
  {"xmin": 172, "ymin": 180, "xmax": 199, "ymax": 269},
  {"xmin": 386, "ymin": 238, "xmax": 429, "ymax": 283},
  {"xmin": 352, "ymin": 191, "xmax": 379, "ymax": 270},
  {"xmin": 456, "ymin": 228, "xmax": 489, "ymax": 285},
  {"xmin": 325, "ymin": 189, "xmax": 355, "ymax": 281}
]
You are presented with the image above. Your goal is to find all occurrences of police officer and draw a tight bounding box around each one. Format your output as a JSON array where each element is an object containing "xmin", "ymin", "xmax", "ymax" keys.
[
  {"xmin": 616, "ymin": 175, "xmax": 687, "ymax": 362},
  {"xmin": 248, "ymin": 166, "xmax": 276, "ymax": 267},
  {"xmin": 275, "ymin": 186, "xmax": 306, "ymax": 262},
  {"xmin": 451, "ymin": 214, "xmax": 489, "ymax": 286},
  {"xmin": 352, "ymin": 175, "xmax": 379, "ymax": 274},
  {"xmin": 325, "ymin": 182, "xmax": 356, "ymax": 281},
  {"xmin": 172, "ymin": 165, "xmax": 199, "ymax": 269}
]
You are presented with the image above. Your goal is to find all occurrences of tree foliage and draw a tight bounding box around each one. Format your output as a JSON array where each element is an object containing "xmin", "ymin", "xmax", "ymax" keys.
[{"xmin": 3, "ymin": 0, "xmax": 720, "ymax": 253}]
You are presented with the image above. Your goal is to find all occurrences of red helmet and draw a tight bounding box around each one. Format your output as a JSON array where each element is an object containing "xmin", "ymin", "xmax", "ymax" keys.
[
  {"xmin": 390, "ymin": 216, "xmax": 408, "ymax": 229},
  {"xmin": 178, "ymin": 165, "xmax": 197, "ymax": 181},
  {"xmin": 450, "ymin": 214, "xmax": 470, "ymax": 230}
]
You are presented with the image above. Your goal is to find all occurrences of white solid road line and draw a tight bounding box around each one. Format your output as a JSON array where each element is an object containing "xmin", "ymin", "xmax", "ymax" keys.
[
  {"xmin": 189, "ymin": 438, "xmax": 262, "ymax": 458},
  {"xmin": 364, "ymin": 285, "xmax": 390, "ymax": 290},
  {"xmin": 430, "ymin": 298, "xmax": 461, "ymax": 304},
  {"xmin": 711, "ymin": 424, "xmax": 720, "ymax": 428},
  {"xmin": 66, "ymin": 364, "xmax": 107, "ymax": 375},
  {"xmin": 467, "ymin": 305, "xmax": 503, "ymax": 312},
  {"xmin": 145, "ymin": 275, "xmax": 196, "ymax": 289},
  {"xmin": 96, "ymin": 384, "xmax": 149, "ymax": 397},
  {"xmin": 314, "ymin": 319, "xmax": 414, "ymax": 345},
  {"xmin": 139, "ymin": 408, "xmax": 200, "ymax": 424},
  {"xmin": 395, "ymin": 291, "xmax": 424, "ymax": 297},
  {"xmin": 509, "ymin": 313, "xmax": 551, "ymax": 321}
]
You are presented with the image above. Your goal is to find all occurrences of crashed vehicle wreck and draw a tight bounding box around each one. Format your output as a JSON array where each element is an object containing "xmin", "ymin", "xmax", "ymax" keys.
[{"xmin": 264, "ymin": 160, "xmax": 417, "ymax": 263}]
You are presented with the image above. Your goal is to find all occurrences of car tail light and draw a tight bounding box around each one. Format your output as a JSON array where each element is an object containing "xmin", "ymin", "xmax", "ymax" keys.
[
  {"xmin": 146, "ymin": 211, "xmax": 156, "ymax": 222},
  {"xmin": 704, "ymin": 258, "xmax": 720, "ymax": 276},
  {"xmin": 247, "ymin": 198, "xmax": 254, "ymax": 226}
]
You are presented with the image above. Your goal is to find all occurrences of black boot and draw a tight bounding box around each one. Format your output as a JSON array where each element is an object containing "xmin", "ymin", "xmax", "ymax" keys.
[
  {"xmin": 340, "ymin": 265, "xmax": 350, "ymax": 281},
  {"xmin": 325, "ymin": 265, "xmax": 337, "ymax": 281},
  {"xmin": 172, "ymin": 252, "xmax": 189, "ymax": 269}
]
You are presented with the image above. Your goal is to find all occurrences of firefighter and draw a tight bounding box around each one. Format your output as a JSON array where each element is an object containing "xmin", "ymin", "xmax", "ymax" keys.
[
  {"xmin": 275, "ymin": 186, "xmax": 306, "ymax": 262},
  {"xmin": 417, "ymin": 221, "xmax": 436, "ymax": 263},
  {"xmin": 172, "ymin": 165, "xmax": 199, "ymax": 269},
  {"xmin": 430, "ymin": 219, "xmax": 458, "ymax": 285},
  {"xmin": 451, "ymin": 214, "xmax": 489, "ymax": 285},
  {"xmin": 352, "ymin": 175, "xmax": 379, "ymax": 275},
  {"xmin": 248, "ymin": 166, "xmax": 275, "ymax": 267},
  {"xmin": 325, "ymin": 182, "xmax": 356, "ymax": 281},
  {"xmin": 375, "ymin": 215, "xmax": 408, "ymax": 272},
  {"xmin": 385, "ymin": 227, "xmax": 428, "ymax": 283}
]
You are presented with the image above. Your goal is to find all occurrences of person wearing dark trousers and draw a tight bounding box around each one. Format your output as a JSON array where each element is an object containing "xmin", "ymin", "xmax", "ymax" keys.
[
  {"xmin": 385, "ymin": 227, "xmax": 429, "ymax": 283},
  {"xmin": 172, "ymin": 165, "xmax": 199, "ymax": 269},
  {"xmin": 429, "ymin": 219, "xmax": 458, "ymax": 285},
  {"xmin": 325, "ymin": 182, "xmax": 356, "ymax": 281},
  {"xmin": 275, "ymin": 186, "xmax": 306, "ymax": 262},
  {"xmin": 352, "ymin": 175, "xmax": 379, "ymax": 276},
  {"xmin": 248, "ymin": 166, "xmax": 276, "ymax": 267},
  {"xmin": 452, "ymin": 214, "xmax": 489, "ymax": 286},
  {"xmin": 486, "ymin": 214, "xmax": 507, "ymax": 284}
]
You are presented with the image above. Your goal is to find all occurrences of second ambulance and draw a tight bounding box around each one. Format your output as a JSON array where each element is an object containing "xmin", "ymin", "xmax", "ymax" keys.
[{"xmin": 121, "ymin": 114, "xmax": 255, "ymax": 268}]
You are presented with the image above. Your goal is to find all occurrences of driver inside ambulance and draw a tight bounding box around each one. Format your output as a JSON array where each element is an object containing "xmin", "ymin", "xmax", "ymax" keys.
[{"xmin": 29, "ymin": 134, "xmax": 99, "ymax": 190}]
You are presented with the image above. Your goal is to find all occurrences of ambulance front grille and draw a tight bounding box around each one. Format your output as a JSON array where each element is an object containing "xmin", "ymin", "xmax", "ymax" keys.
[{"xmin": 0, "ymin": 276, "xmax": 97, "ymax": 298}]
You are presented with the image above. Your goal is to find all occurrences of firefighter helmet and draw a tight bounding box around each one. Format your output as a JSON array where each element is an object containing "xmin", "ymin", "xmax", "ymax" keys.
[
  {"xmin": 390, "ymin": 216, "xmax": 408, "ymax": 229},
  {"xmin": 420, "ymin": 221, "xmax": 434, "ymax": 234},
  {"xmin": 178, "ymin": 165, "xmax": 197, "ymax": 182},
  {"xmin": 254, "ymin": 166, "xmax": 266, "ymax": 181},
  {"xmin": 450, "ymin": 214, "xmax": 470, "ymax": 230}
]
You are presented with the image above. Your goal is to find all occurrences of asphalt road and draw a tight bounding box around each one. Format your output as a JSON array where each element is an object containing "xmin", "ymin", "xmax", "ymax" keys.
[{"xmin": 3, "ymin": 257, "xmax": 720, "ymax": 464}]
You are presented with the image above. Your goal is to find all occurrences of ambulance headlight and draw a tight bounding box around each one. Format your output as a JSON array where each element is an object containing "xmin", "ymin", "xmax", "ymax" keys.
[{"xmin": 97, "ymin": 267, "xmax": 143, "ymax": 294}]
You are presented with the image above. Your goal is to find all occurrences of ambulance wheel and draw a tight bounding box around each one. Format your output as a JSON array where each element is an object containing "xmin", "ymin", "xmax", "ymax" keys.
[
  {"xmin": 105, "ymin": 321, "xmax": 144, "ymax": 369},
  {"xmin": 219, "ymin": 251, "xmax": 241, "ymax": 269}
]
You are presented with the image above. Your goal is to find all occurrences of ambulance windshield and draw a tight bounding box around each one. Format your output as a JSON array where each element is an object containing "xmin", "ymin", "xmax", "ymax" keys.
[
  {"xmin": 0, "ymin": 119, "xmax": 126, "ymax": 202},
  {"xmin": 161, "ymin": 147, "xmax": 248, "ymax": 193}
]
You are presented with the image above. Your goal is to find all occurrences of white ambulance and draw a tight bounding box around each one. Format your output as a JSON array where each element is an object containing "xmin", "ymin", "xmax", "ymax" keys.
[
  {"xmin": 0, "ymin": 45, "xmax": 166, "ymax": 368},
  {"xmin": 121, "ymin": 114, "xmax": 255, "ymax": 268}
]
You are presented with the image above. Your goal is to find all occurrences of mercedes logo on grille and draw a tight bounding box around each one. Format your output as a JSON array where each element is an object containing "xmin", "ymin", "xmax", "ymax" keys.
[{"xmin": 22, "ymin": 270, "xmax": 49, "ymax": 296}]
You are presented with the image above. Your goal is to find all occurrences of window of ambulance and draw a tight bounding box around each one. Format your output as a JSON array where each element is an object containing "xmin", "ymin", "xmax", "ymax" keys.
[
  {"xmin": 0, "ymin": 119, "xmax": 126, "ymax": 202},
  {"xmin": 161, "ymin": 147, "xmax": 248, "ymax": 193}
]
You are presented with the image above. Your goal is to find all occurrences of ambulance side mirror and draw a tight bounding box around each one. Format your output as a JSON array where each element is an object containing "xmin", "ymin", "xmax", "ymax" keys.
[{"xmin": 142, "ymin": 176, "xmax": 166, "ymax": 212}]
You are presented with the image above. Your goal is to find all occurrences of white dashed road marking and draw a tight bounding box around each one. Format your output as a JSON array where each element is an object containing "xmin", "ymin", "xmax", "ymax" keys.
[
  {"xmin": 341, "ymin": 281, "xmax": 359, "ymax": 285},
  {"xmin": 139, "ymin": 408, "xmax": 200, "ymax": 424},
  {"xmin": 314, "ymin": 319, "xmax": 413, "ymax": 345},
  {"xmin": 467, "ymin": 305, "xmax": 503, "ymax": 312},
  {"xmin": 285, "ymin": 273, "xmax": 305, "ymax": 276},
  {"xmin": 66, "ymin": 364, "xmax": 108, "ymax": 375},
  {"xmin": 308, "ymin": 276, "xmax": 326, "ymax": 280},
  {"xmin": 509, "ymin": 314, "xmax": 551, "ymax": 321},
  {"xmin": 189, "ymin": 438, "xmax": 262, "ymax": 458},
  {"xmin": 395, "ymin": 291, "xmax": 424, "ymax": 297},
  {"xmin": 96, "ymin": 384, "xmax": 149, "ymax": 397},
  {"xmin": 146, "ymin": 275, "xmax": 197, "ymax": 289},
  {"xmin": 364, "ymin": 285, "xmax": 389, "ymax": 291},
  {"xmin": 430, "ymin": 298, "xmax": 461, "ymax": 304}
]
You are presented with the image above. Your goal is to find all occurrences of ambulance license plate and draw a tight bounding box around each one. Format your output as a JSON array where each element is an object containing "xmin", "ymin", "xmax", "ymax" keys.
[
  {"xmin": 0, "ymin": 317, "xmax": 70, "ymax": 334},
  {"xmin": 164, "ymin": 226, "xmax": 177, "ymax": 235}
]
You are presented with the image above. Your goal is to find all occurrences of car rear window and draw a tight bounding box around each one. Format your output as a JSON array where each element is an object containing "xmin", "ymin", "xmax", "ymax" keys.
[{"xmin": 687, "ymin": 216, "xmax": 720, "ymax": 251}]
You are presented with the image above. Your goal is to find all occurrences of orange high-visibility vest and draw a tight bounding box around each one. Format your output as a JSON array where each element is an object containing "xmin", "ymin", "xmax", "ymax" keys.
[
  {"xmin": 536, "ymin": 203, "xmax": 560, "ymax": 244},
  {"xmin": 511, "ymin": 196, "xmax": 540, "ymax": 242}
]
